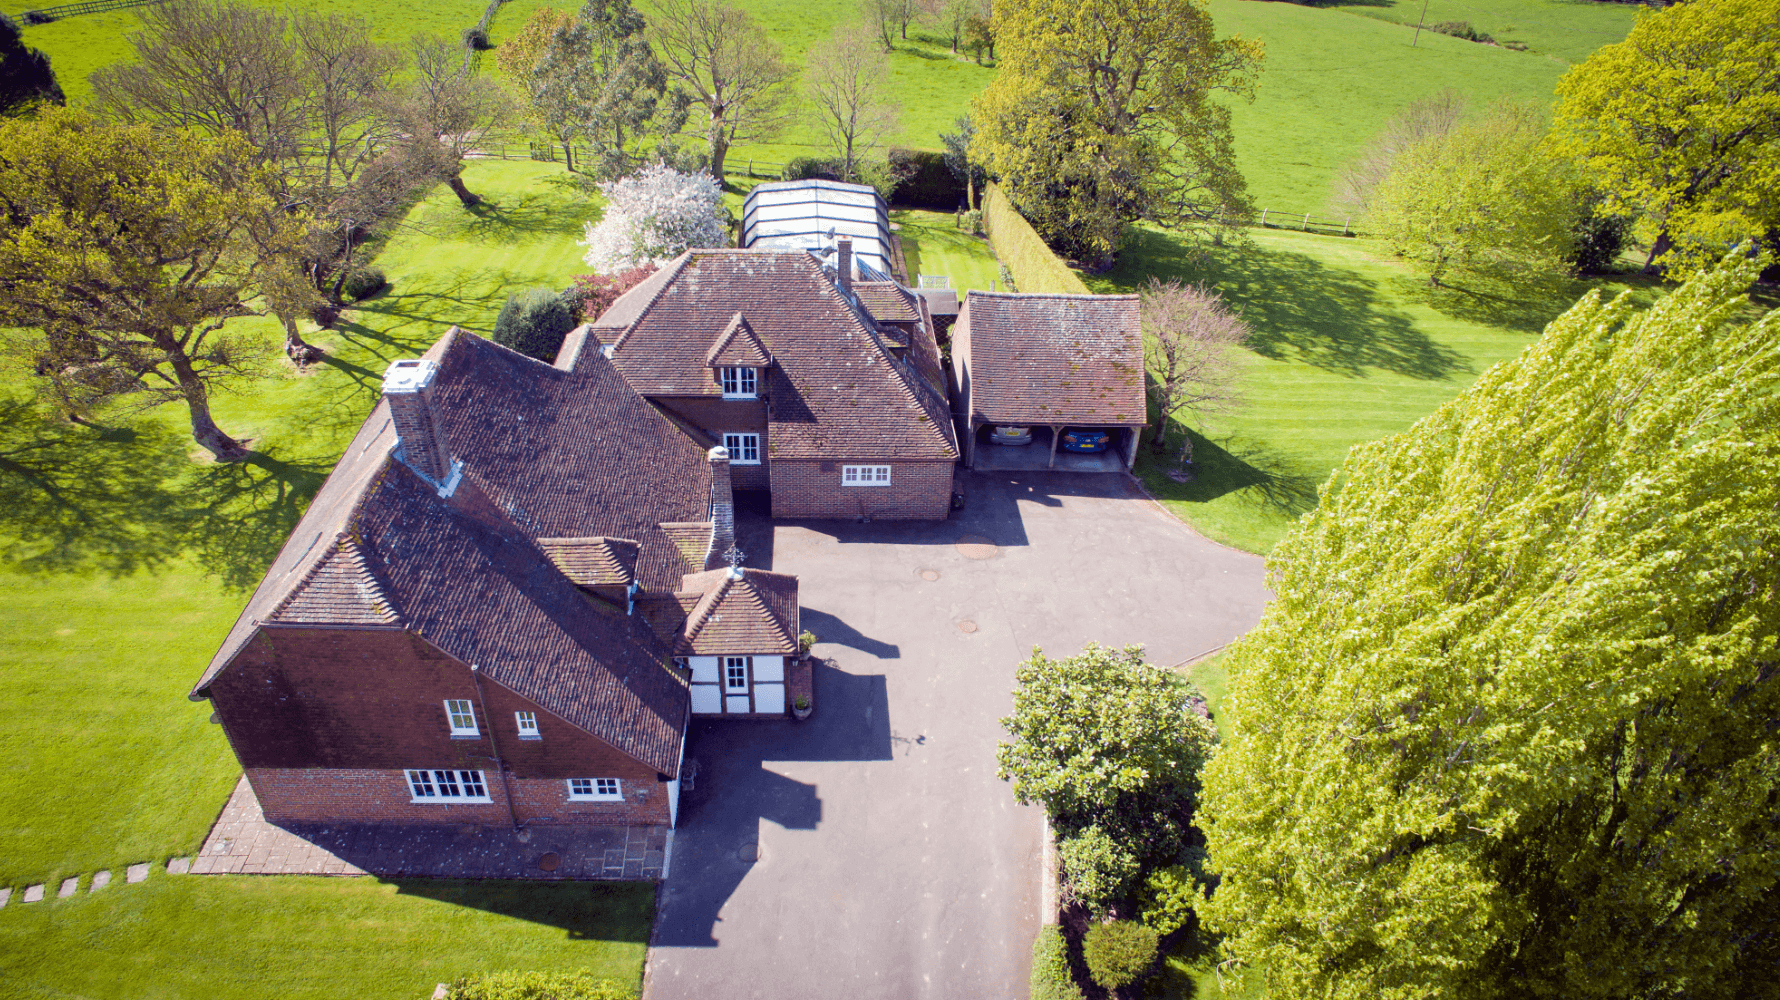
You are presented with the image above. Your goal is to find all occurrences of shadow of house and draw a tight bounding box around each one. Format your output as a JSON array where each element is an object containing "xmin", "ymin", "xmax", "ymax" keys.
[
  {"xmin": 656, "ymin": 660, "xmax": 893, "ymax": 948},
  {"xmin": 388, "ymin": 878, "xmax": 657, "ymax": 939}
]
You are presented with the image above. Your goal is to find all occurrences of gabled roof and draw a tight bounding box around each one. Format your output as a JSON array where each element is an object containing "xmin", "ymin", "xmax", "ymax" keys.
[
  {"xmin": 658, "ymin": 522, "xmax": 714, "ymax": 574},
  {"xmin": 958, "ymin": 291, "xmax": 1148, "ymax": 427},
  {"xmin": 854, "ymin": 282, "xmax": 920, "ymax": 323},
  {"xmin": 597, "ymin": 249, "xmax": 957, "ymax": 461},
  {"xmin": 194, "ymin": 330, "xmax": 715, "ymax": 775},
  {"xmin": 676, "ymin": 568, "xmax": 800, "ymax": 655},
  {"xmin": 705, "ymin": 313, "xmax": 772, "ymax": 367},
  {"xmin": 538, "ymin": 537, "xmax": 640, "ymax": 587}
]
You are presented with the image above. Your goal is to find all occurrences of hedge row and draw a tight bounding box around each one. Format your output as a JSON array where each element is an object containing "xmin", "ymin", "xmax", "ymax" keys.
[
  {"xmin": 982, "ymin": 183, "xmax": 1091, "ymax": 295},
  {"xmin": 1031, "ymin": 926, "xmax": 1087, "ymax": 1000}
]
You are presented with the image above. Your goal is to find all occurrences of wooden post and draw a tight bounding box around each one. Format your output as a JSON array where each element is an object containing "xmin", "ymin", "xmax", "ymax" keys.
[
  {"xmin": 1413, "ymin": 0, "xmax": 1430, "ymax": 45},
  {"xmin": 1303, "ymin": 212, "xmax": 1311, "ymax": 231},
  {"xmin": 1048, "ymin": 426, "xmax": 1062, "ymax": 469},
  {"xmin": 1260, "ymin": 208, "xmax": 1268, "ymax": 228},
  {"xmin": 1343, "ymin": 216, "xmax": 1351, "ymax": 237}
]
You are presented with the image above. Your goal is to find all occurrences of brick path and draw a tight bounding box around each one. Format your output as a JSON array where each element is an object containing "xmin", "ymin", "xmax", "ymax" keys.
[{"xmin": 193, "ymin": 776, "xmax": 669, "ymax": 880}]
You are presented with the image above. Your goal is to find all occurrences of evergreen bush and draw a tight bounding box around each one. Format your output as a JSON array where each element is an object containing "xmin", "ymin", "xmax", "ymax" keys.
[
  {"xmin": 342, "ymin": 266, "xmax": 388, "ymax": 301},
  {"xmin": 1082, "ymin": 920, "xmax": 1160, "ymax": 991},
  {"xmin": 887, "ymin": 148, "xmax": 963, "ymax": 209},
  {"xmin": 462, "ymin": 26, "xmax": 491, "ymax": 50},
  {"xmin": 1030, "ymin": 926, "xmax": 1086, "ymax": 1000},
  {"xmin": 494, "ymin": 286, "xmax": 576, "ymax": 363},
  {"xmin": 781, "ymin": 157, "xmax": 843, "ymax": 182}
]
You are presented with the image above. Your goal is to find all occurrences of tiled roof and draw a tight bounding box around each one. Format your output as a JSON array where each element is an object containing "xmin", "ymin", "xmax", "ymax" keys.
[
  {"xmin": 705, "ymin": 313, "xmax": 772, "ymax": 367},
  {"xmin": 194, "ymin": 330, "xmax": 715, "ymax": 775},
  {"xmin": 959, "ymin": 292, "xmax": 1148, "ymax": 426},
  {"xmin": 854, "ymin": 281, "xmax": 919, "ymax": 322},
  {"xmin": 676, "ymin": 568, "xmax": 800, "ymax": 655},
  {"xmin": 537, "ymin": 537, "xmax": 640, "ymax": 587},
  {"xmin": 658, "ymin": 522, "xmax": 714, "ymax": 574},
  {"xmin": 598, "ymin": 250, "xmax": 957, "ymax": 461}
]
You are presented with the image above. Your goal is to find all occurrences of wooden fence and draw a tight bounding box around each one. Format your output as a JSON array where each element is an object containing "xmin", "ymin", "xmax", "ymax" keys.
[
  {"xmin": 18, "ymin": 0, "xmax": 164, "ymax": 22},
  {"xmin": 470, "ymin": 142, "xmax": 789, "ymax": 180},
  {"xmin": 1254, "ymin": 207, "xmax": 1359, "ymax": 238}
]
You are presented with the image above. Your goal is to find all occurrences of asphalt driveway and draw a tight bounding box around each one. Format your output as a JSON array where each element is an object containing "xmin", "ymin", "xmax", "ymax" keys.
[{"xmin": 645, "ymin": 471, "xmax": 1269, "ymax": 1000}]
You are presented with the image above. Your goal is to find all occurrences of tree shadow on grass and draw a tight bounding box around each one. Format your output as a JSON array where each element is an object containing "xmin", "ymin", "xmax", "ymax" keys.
[
  {"xmin": 1106, "ymin": 227, "xmax": 1468, "ymax": 381},
  {"xmin": 1404, "ymin": 268, "xmax": 1669, "ymax": 334},
  {"xmin": 181, "ymin": 449, "xmax": 334, "ymax": 592},
  {"xmin": 387, "ymin": 878, "xmax": 655, "ymax": 941},
  {"xmin": 1135, "ymin": 427, "xmax": 1321, "ymax": 525}
]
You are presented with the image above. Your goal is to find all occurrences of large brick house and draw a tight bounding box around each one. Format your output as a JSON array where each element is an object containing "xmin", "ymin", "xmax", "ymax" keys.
[
  {"xmin": 189, "ymin": 329, "xmax": 802, "ymax": 830},
  {"xmin": 582, "ymin": 243, "xmax": 959, "ymax": 520}
]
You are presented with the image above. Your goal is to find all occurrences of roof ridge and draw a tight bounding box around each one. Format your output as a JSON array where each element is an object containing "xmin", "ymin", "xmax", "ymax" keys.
[
  {"xmin": 609, "ymin": 254, "xmax": 693, "ymax": 356},
  {"xmin": 681, "ymin": 574, "xmax": 731, "ymax": 644},
  {"xmin": 265, "ymin": 533, "xmax": 403, "ymax": 626},
  {"xmin": 733, "ymin": 573, "xmax": 793, "ymax": 646}
]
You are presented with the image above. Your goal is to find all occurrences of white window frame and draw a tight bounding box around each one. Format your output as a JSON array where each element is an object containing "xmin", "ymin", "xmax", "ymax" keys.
[
  {"xmin": 568, "ymin": 777, "xmax": 624, "ymax": 801},
  {"xmin": 515, "ymin": 711, "xmax": 540, "ymax": 740},
  {"xmin": 841, "ymin": 464, "xmax": 892, "ymax": 487},
  {"xmin": 720, "ymin": 367, "xmax": 757, "ymax": 399},
  {"xmin": 444, "ymin": 699, "xmax": 479, "ymax": 737},
  {"xmin": 723, "ymin": 656, "xmax": 750, "ymax": 691},
  {"xmin": 406, "ymin": 769, "xmax": 491, "ymax": 803},
  {"xmin": 724, "ymin": 432, "xmax": 761, "ymax": 465}
]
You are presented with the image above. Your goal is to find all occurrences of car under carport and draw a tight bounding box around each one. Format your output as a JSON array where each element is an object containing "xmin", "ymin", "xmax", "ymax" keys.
[{"xmin": 950, "ymin": 290, "xmax": 1147, "ymax": 472}]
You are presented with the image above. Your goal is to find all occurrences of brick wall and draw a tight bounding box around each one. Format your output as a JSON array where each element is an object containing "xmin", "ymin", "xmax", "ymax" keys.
[
  {"xmin": 651, "ymin": 396, "xmax": 771, "ymax": 491},
  {"xmin": 769, "ymin": 459, "xmax": 953, "ymax": 520},
  {"xmin": 248, "ymin": 767, "xmax": 671, "ymax": 826}
]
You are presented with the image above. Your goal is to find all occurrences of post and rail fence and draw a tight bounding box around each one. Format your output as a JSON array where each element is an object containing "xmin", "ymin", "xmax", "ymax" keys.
[{"xmin": 15, "ymin": 0, "xmax": 165, "ymax": 23}]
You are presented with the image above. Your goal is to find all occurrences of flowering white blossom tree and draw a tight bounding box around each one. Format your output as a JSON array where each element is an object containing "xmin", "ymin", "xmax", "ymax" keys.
[{"xmin": 579, "ymin": 163, "xmax": 728, "ymax": 271}]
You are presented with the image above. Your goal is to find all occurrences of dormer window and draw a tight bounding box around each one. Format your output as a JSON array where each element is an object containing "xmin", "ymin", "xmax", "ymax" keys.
[{"xmin": 720, "ymin": 367, "xmax": 757, "ymax": 399}]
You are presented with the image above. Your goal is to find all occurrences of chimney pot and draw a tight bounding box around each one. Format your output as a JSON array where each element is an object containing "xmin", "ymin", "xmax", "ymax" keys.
[
  {"xmin": 706, "ymin": 446, "xmax": 735, "ymax": 571},
  {"xmin": 382, "ymin": 359, "xmax": 455, "ymax": 488},
  {"xmin": 836, "ymin": 238, "xmax": 853, "ymax": 296}
]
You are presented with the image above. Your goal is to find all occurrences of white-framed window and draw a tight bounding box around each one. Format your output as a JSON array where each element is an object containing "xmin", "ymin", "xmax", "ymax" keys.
[
  {"xmin": 720, "ymin": 367, "xmax": 757, "ymax": 398},
  {"xmin": 568, "ymin": 777, "xmax": 623, "ymax": 801},
  {"xmin": 444, "ymin": 699, "xmax": 478, "ymax": 736},
  {"xmin": 724, "ymin": 432, "xmax": 761, "ymax": 465},
  {"xmin": 407, "ymin": 769, "xmax": 491, "ymax": 803},
  {"xmin": 515, "ymin": 711, "xmax": 540, "ymax": 740},
  {"xmin": 842, "ymin": 465, "xmax": 891, "ymax": 486},
  {"xmin": 723, "ymin": 656, "xmax": 750, "ymax": 690}
]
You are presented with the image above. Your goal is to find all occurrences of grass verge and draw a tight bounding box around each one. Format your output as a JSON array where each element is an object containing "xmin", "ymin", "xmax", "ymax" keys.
[
  {"xmin": 893, "ymin": 209, "xmax": 1001, "ymax": 293},
  {"xmin": 0, "ymin": 872, "xmax": 653, "ymax": 1000}
]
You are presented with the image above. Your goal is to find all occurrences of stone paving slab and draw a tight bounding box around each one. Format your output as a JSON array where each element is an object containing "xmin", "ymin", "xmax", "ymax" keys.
[
  {"xmin": 125, "ymin": 863, "xmax": 149, "ymax": 883},
  {"xmin": 58, "ymin": 877, "xmax": 78, "ymax": 898},
  {"xmin": 22, "ymin": 884, "xmax": 43, "ymax": 903},
  {"xmin": 90, "ymin": 871, "xmax": 110, "ymax": 892},
  {"xmin": 195, "ymin": 776, "xmax": 669, "ymax": 880},
  {"xmin": 1, "ymin": 887, "xmax": 11, "ymax": 907},
  {"xmin": 167, "ymin": 858, "xmax": 191, "ymax": 874}
]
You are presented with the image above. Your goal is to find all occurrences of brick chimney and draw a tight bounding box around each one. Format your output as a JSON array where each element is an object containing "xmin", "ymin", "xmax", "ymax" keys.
[
  {"xmin": 382, "ymin": 359, "xmax": 456, "ymax": 489},
  {"xmin": 836, "ymin": 238, "xmax": 853, "ymax": 295},
  {"xmin": 706, "ymin": 445, "xmax": 735, "ymax": 571}
]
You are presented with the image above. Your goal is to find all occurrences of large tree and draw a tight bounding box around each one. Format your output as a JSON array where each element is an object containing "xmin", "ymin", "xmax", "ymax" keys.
[
  {"xmin": 495, "ymin": 6, "xmax": 580, "ymax": 168},
  {"xmin": 648, "ymin": 0, "xmax": 794, "ymax": 181},
  {"xmin": 1552, "ymin": 0, "xmax": 1780, "ymax": 278},
  {"xmin": 970, "ymin": 0, "xmax": 1263, "ymax": 266},
  {"xmin": 1199, "ymin": 255, "xmax": 1780, "ymax": 1000},
  {"xmin": 530, "ymin": 0, "xmax": 687, "ymax": 181},
  {"xmin": 389, "ymin": 33, "xmax": 511, "ymax": 208},
  {"xmin": 1140, "ymin": 277, "xmax": 1248, "ymax": 464},
  {"xmin": 1369, "ymin": 100, "xmax": 1580, "ymax": 286},
  {"xmin": 0, "ymin": 110, "xmax": 306, "ymax": 462},
  {"xmin": 804, "ymin": 21, "xmax": 899, "ymax": 184}
]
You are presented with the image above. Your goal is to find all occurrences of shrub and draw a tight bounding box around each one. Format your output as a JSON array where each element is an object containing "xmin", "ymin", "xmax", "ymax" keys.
[
  {"xmin": 961, "ymin": 209, "xmax": 983, "ymax": 235},
  {"xmin": 579, "ymin": 164, "xmax": 726, "ymax": 272},
  {"xmin": 887, "ymin": 147, "xmax": 964, "ymax": 209},
  {"xmin": 1030, "ymin": 926, "xmax": 1086, "ymax": 1000},
  {"xmin": 781, "ymin": 156, "xmax": 843, "ymax": 182},
  {"xmin": 565, "ymin": 265, "xmax": 657, "ymax": 324},
  {"xmin": 997, "ymin": 262, "xmax": 1017, "ymax": 293},
  {"xmin": 1571, "ymin": 208, "xmax": 1630, "ymax": 275},
  {"xmin": 447, "ymin": 970, "xmax": 634, "ymax": 1000},
  {"xmin": 462, "ymin": 26, "xmax": 492, "ymax": 50},
  {"xmin": 21, "ymin": 10, "xmax": 54, "ymax": 25},
  {"xmin": 1082, "ymin": 920, "xmax": 1160, "ymax": 992},
  {"xmin": 798, "ymin": 630, "xmax": 818, "ymax": 655},
  {"xmin": 1139, "ymin": 856, "xmax": 1208, "ymax": 936},
  {"xmin": 1057, "ymin": 824, "xmax": 1142, "ymax": 911},
  {"xmin": 341, "ymin": 266, "xmax": 387, "ymax": 301},
  {"xmin": 1430, "ymin": 20, "xmax": 1495, "ymax": 44},
  {"xmin": 494, "ymin": 287, "xmax": 577, "ymax": 363}
]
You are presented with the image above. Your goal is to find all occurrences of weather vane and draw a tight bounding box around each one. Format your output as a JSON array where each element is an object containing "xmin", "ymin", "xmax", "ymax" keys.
[{"xmin": 725, "ymin": 545, "xmax": 747, "ymax": 574}]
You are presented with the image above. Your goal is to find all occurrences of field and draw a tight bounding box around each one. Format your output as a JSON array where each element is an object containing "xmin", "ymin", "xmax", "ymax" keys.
[{"xmin": 0, "ymin": 873, "xmax": 654, "ymax": 999}]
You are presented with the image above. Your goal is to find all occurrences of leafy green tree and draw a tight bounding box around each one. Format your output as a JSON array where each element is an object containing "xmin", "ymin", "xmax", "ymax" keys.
[
  {"xmin": 531, "ymin": 0, "xmax": 687, "ymax": 181},
  {"xmin": 1199, "ymin": 254, "xmax": 1780, "ymax": 1000},
  {"xmin": 999, "ymin": 643, "xmax": 1217, "ymax": 909},
  {"xmin": 0, "ymin": 109, "xmax": 305, "ymax": 461},
  {"xmin": 0, "ymin": 12, "xmax": 63, "ymax": 117},
  {"xmin": 1369, "ymin": 101, "xmax": 1580, "ymax": 286},
  {"xmin": 969, "ymin": 0, "xmax": 1262, "ymax": 266},
  {"xmin": 648, "ymin": 0, "xmax": 795, "ymax": 181},
  {"xmin": 1552, "ymin": 0, "xmax": 1780, "ymax": 278}
]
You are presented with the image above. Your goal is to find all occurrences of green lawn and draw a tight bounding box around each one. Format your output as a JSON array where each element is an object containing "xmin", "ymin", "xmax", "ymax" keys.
[
  {"xmin": 1328, "ymin": 0, "xmax": 1642, "ymax": 64},
  {"xmin": 1088, "ymin": 225, "xmax": 1663, "ymax": 555},
  {"xmin": 893, "ymin": 209, "xmax": 1001, "ymax": 293},
  {"xmin": 0, "ymin": 872, "xmax": 653, "ymax": 999}
]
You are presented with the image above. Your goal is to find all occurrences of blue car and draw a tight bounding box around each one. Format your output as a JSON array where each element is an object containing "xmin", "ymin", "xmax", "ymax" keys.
[{"xmin": 1059, "ymin": 428, "xmax": 1110, "ymax": 453}]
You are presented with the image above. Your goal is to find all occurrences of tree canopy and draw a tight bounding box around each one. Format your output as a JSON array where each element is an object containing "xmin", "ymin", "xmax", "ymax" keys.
[
  {"xmin": 1552, "ymin": 0, "xmax": 1780, "ymax": 277},
  {"xmin": 969, "ymin": 0, "xmax": 1262, "ymax": 265},
  {"xmin": 1199, "ymin": 254, "xmax": 1780, "ymax": 1000}
]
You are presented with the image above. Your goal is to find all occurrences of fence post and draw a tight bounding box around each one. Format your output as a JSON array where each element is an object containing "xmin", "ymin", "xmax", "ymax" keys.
[
  {"xmin": 1260, "ymin": 208, "xmax": 1268, "ymax": 228},
  {"xmin": 1343, "ymin": 216, "xmax": 1351, "ymax": 237},
  {"xmin": 1303, "ymin": 212, "xmax": 1311, "ymax": 231}
]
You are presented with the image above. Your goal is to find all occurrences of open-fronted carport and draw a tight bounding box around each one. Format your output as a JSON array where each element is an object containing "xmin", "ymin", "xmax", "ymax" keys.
[{"xmin": 950, "ymin": 291, "xmax": 1146, "ymax": 472}]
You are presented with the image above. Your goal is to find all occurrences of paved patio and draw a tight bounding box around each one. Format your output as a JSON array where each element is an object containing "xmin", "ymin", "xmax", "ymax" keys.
[
  {"xmin": 193, "ymin": 776, "xmax": 668, "ymax": 880},
  {"xmin": 645, "ymin": 471, "xmax": 1269, "ymax": 1000}
]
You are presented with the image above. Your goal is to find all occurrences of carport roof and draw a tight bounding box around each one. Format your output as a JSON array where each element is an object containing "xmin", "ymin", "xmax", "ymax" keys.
[{"xmin": 959, "ymin": 292, "xmax": 1147, "ymax": 427}]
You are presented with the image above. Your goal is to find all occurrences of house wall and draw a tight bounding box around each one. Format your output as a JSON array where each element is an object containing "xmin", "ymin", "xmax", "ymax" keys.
[
  {"xmin": 770, "ymin": 459, "xmax": 953, "ymax": 520},
  {"xmin": 650, "ymin": 396, "xmax": 771, "ymax": 491},
  {"xmin": 247, "ymin": 767, "xmax": 671, "ymax": 827},
  {"xmin": 210, "ymin": 626, "xmax": 675, "ymax": 826}
]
